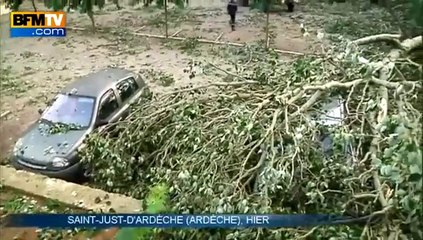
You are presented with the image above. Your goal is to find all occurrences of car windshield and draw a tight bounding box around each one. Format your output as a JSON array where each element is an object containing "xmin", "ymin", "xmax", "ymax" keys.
[{"xmin": 41, "ymin": 94, "xmax": 95, "ymax": 128}]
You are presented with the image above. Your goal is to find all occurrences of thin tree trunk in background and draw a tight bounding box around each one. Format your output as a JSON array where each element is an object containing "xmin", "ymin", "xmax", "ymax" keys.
[
  {"xmin": 378, "ymin": 0, "xmax": 387, "ymax": 7},
  {"xmin": 31, "ymin": 0, "xmax": 37, "ymax": 11},
  {"xmin": 87, "ymin": 10, "xmax": 95, "ymax": 31},
  {"xmin": 113, "ymin": 0, "xmax": 121, "ymax": 9},
  {"xmin": 164, "ymin": 0, "xmax": 168, "ymax": 38},
  {"xmin": 125, "ymin": 0, "xmax": 136, "ymax": 6},
  {"xmin": 265, "ymin": 7, "xmax": 270, "ymax": 49}
]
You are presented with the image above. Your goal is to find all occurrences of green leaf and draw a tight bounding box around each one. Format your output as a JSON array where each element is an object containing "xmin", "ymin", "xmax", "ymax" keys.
[
  {"xmin": 373, "ymin": 158, "xmax": 383, "ymax": 167},
  {"xmin": 410, "ymin": 165, "xmax": 422, "ymax": 175},
  {"xmin": 383, "ymin": 147, "xmax": 395, "ymax": 159},
  {"xmin": 50, "ymin": 0, "xmax": 66, "ymax": 11},
  {"xmin": 80, "ymin": 0, "xmax": 93, "ymax": 13},
  {"xmin": 409, "ymin": 173, "xmax": 422, "ymax": 182},
  {"xmin": 9, "ymin": 0, "xmax": 23, "ymax": 10},
  {"xmin": 390, "ymin": 170, "xmax": 403, "ymax": 183},
  {"xmin": 156, "ymin": 0, "xmax": 164, "ymax": 8},
  {"xmin": 417, "ymin": 178, "xmax": 423, "ymax": 190},
  {"xmin": 396, "ymin": 189, "xmax": 407, "ymax": 196},
  {"xmin": 409, "ymin": 151, "xmax": 422, "ymax": 166},
  {"xmin": 44, "ymin": 0, "xmax": 52, "ymax": 9},
  {"xmin": 96, "ymin": 0, "xmax": 105, "ymax": 9},
  {"xmin": 115, "ymin": 228, "xmax": 139, "ymax": 240},
  {"xmin": 175, "ymin": 0, "xmax": 185, "ymax": 8},
  {"xmin": 380, "ymin": 165, "xmax": 392, "ymax": 175},
  {"xmin": 115, "ymin": 184, "xmax": 169, "ymax": 239}
]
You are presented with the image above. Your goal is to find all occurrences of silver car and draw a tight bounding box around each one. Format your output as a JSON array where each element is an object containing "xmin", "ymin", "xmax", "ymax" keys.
[{"xmin": 11, "ymin": 68, "xmax": 149, "ymax": 182}]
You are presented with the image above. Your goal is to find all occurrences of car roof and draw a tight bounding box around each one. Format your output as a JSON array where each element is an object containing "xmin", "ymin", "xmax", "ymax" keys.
[{"xmin": 60, "ymin": 68, "xmax": 135, "ymax": 98}]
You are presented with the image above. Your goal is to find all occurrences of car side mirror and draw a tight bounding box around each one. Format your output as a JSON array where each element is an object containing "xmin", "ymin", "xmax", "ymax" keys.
[{"xmin": 38, "ymin": 108, "xmax": 44, "ymax": 115}]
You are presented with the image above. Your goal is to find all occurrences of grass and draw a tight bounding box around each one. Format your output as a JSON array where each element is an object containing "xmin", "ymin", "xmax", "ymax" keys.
[
  {"xmin": 323, "ymin": 12, "xmax": 397, "ymax": 38},
  {"xmin": 144, "ymin": 7, "xmax": 198, "ymax": 28},
  {"xmin": 0, "ymin": 186, "xmax": 104, "ymax": 239},
  {"xmin": 142, "ymin": 69, "xmax": 175, "ymax": 87},
  {"xmin": 0, "ymin": 66, "xmax": 29, "ymax": 96},
  {"xmin": 161, "ymin": 37, "xmax": 202, "ymax": 56}
]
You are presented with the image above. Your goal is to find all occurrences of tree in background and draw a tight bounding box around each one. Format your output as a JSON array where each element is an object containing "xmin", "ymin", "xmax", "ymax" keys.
[
  {"xmin": 385, "ymin": 0, "xmax": 423, "ymax": 38},
  {"xmin": 251, "ymin": 0, "xmax": 282, "ymax": 11},
  {"xmin": 5, "ymin": 0, "xmax": 120, "ymax": 30},
  {"xmin": 410, "ymin": 0, "xmax": 423, "ymax": 29}
]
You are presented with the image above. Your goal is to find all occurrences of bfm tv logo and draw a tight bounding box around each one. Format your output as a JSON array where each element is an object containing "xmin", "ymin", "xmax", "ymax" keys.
[{"xmin": 10, "ymin": 12, "xmax": 66, "ymax": 38}]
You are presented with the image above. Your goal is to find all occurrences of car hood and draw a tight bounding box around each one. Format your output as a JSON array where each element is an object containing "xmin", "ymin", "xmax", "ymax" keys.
[{"xmin": 15, "ymin": 121, "xmax": 87, "ymax": 164}]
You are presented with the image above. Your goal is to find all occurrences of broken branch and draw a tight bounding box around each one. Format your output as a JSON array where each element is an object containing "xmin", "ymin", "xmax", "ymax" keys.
[{"xmin": 353, "ymin": 34, "xmax": 402, "ymax": 46}]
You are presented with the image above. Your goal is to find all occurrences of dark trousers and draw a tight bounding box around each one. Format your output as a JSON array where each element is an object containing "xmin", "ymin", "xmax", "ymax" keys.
[
  {"xmin": 229, "ymin": 14, "xmax": 236, "ymax": 30},
  {"xmin": 230, "ymin": 14, "xmax": 236, "ymax": 24}
]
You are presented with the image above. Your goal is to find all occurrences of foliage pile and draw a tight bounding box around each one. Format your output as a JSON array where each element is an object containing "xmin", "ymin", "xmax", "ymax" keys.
[
  {"xmin": 308, "ymin": 0, "xmax": 423, "ymax": 39},
  {"xmin": 115, "ymin": 184, "xmax": 170, "ymax": 240},
  {"xmin": 80, "ymin": 32, "xmax": 422, "ymax": 239}
]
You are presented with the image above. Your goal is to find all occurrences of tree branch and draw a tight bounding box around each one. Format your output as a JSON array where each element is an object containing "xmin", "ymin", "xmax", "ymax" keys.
[
  {"xmin": 398, "ymin": 35, "xmax": 423, "ymax": 53},
  {"xmin": 353, "ymin": 34, "xmax": 402, "ymax": 47}
]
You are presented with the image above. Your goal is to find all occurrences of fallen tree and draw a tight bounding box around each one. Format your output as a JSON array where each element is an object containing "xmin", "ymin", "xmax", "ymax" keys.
[{"xmin": 80, "ymin": 34, "xmax": 422, "ymax": 239}]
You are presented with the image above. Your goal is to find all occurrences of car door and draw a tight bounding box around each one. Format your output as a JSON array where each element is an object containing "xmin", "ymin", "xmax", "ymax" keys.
[
  {"xmin": 96, "ymin": 89, "xmax": 121, "ymax": 132},
  {"xmin": 113, "ymin": 76, "xmax": 141, "ymax": 120}
]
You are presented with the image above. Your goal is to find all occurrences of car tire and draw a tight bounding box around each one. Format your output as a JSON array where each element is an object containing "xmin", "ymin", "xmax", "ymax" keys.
[{"xmin": 81, "ymin": 164, "xmax": 92, "ymax": 181}]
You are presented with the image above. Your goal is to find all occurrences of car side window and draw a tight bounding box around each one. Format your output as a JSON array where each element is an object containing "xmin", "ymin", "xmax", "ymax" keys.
[
  {"xmin": 116, "ymin": 77, "xmax": 139, "ymax": 102},
  {"xmin": 98, "ymin": 90, "xmax": 119, "ymax": 121}
]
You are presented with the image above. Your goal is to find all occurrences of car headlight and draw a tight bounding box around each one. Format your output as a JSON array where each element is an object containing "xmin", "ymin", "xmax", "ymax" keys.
[
  {"xmin": 51, "ymin": 157, "xmax": 69, "ymax": 168},
  {"xmin": 13, "ymin": 138, "xmax": 23, "ymax": 155}
]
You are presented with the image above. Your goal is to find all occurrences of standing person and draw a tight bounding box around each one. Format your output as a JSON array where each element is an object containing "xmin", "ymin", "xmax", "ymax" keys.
[
  {"xmin": 227, "ymin": 0, "xmax": 238, "ymax": 31},
  {"xmin": 285, "ymin": 0, "xmax": 295, "ymax": 12}
]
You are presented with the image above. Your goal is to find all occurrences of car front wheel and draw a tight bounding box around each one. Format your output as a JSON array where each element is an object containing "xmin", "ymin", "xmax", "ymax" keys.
[{"xmin": 81, "ymin": 164, "xmax": 92, "ymax": 181}]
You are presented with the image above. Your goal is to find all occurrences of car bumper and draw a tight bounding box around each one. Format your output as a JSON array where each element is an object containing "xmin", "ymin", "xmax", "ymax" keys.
[{"xmin": 10, "ymin": 157, "xmax": 83, "ymax": 182}]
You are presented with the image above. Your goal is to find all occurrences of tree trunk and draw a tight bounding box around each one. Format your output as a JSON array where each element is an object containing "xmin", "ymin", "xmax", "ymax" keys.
[
  {"xmin": 113, "ymin": 0, "xmax": 121, "ymax": 9},
  {"xmin": 31, "ymin": 0, "xmax": 37, "ymax": 11},
  {"xmin": 378, "ymin": 0, "xmax": 387, "ymax": 7},
  {"xmin": 265, "ymin": 7, "xmax": 270, "ymax": 49},
  {"xmin": 164, "ymin": 0, "xmax": 168, "ymax": 38},
  {"xmin": 124, "ymin": 0, "xmax": 136, "ymax": 6},
  {"xmin": 87, "ymin": 10, "xmax": 95, "ymax": 31}
]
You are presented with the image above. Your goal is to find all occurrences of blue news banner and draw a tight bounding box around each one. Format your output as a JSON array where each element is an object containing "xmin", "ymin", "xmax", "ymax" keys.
[
  {"xmin": 4, "ymin": 214, "xmax": 361, "ymax": 229},
  {"xmin": 10, "ymin": 28, "xmax": 66, "ymax": 37}
]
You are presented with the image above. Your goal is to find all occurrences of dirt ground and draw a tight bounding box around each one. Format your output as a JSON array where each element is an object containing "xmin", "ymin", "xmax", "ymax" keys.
[{"xmin": 0, "ymin": 1, "xmax": 317, "ymax": 239}]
